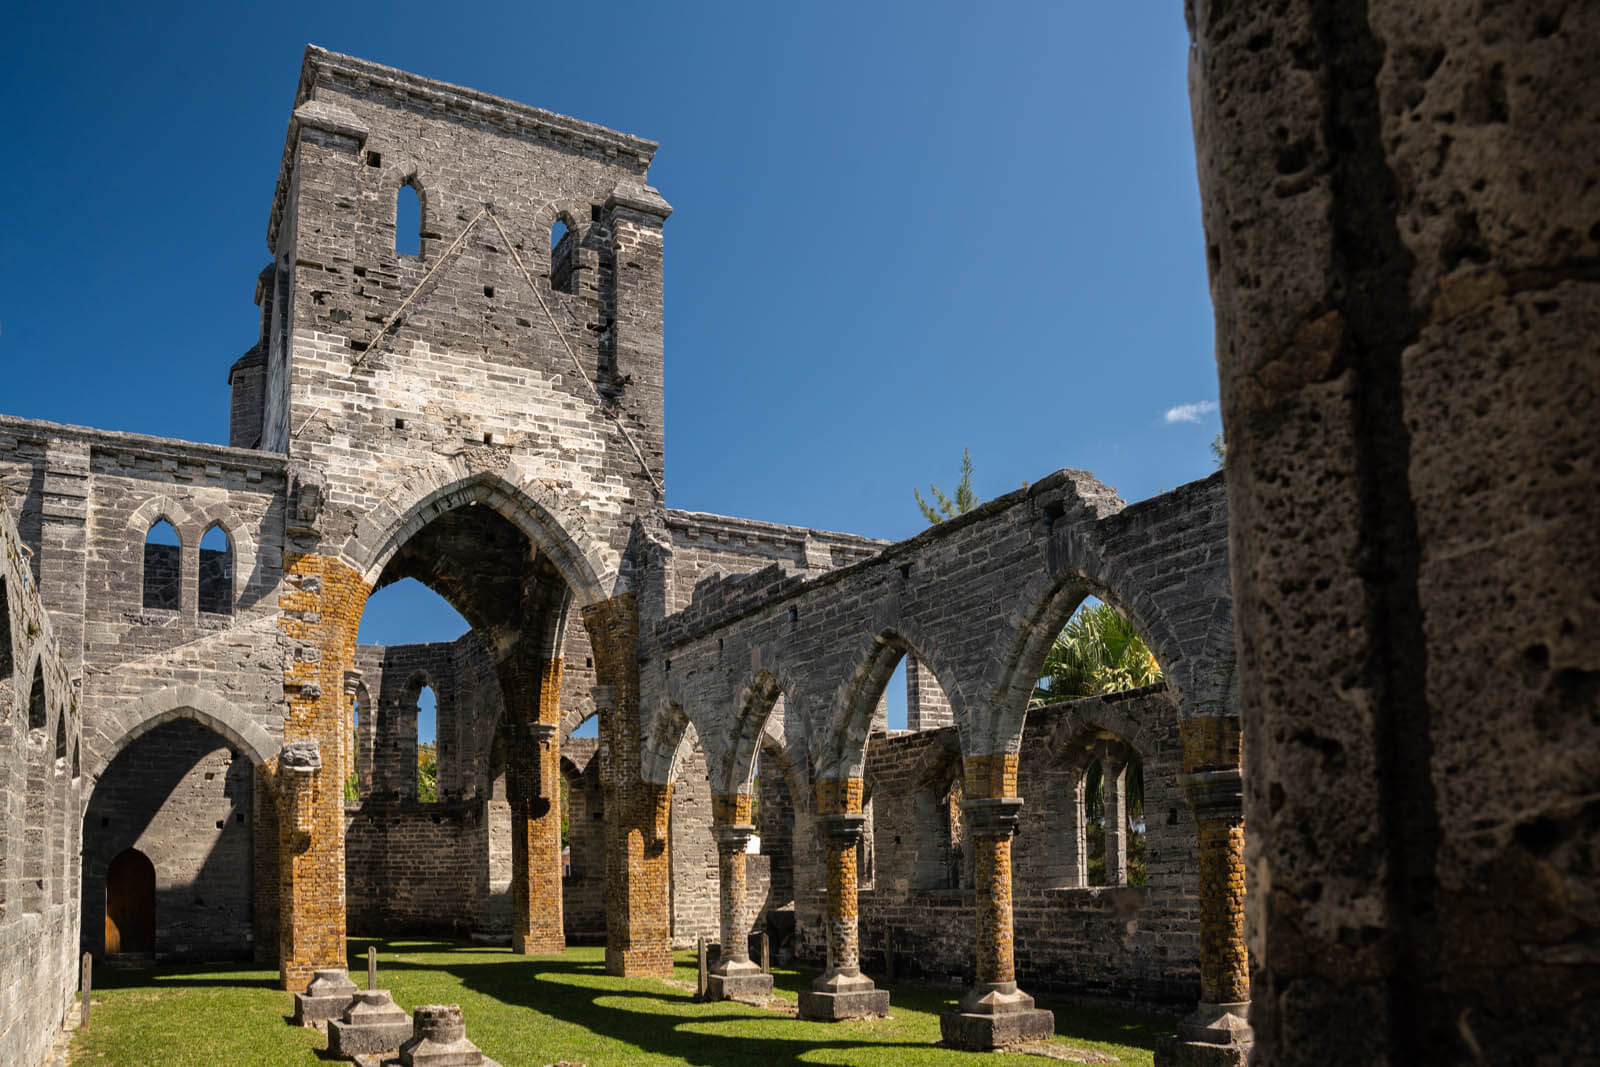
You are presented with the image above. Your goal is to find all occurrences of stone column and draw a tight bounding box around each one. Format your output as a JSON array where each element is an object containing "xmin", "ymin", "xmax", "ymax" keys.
[
  {"xmin": 1157, "ymin": 719, "xmax": 1250, "ymax": 1066},
  {"xmin": 277, "ymin": 551, "xmax": 369, "ymax": 991},
  {"xmin": 941, "ymin": 755, "xmax": 1053, "ymax": 1050},
  {"xmin": 798, "ymin": 778, "xmax": 888, "ymax": 1021},
  {"xmin": 706, "ymin": 794, "xmax": 773, "ymax": 1000},
  {"xmin": 585, "ymin": 595, "xmax": 673, "ymax": 978},
  {"xmin": 509, "ymin": 719, "xmax": 564, "ymax": 955}
]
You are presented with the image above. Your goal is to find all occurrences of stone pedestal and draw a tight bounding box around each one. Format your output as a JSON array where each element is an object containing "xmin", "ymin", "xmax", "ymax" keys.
[
  {"xmin": 292, "ymin": 967, "xmax": 356, "ymax": 1026},
  {"xmin": 707, "ymin": 813, "xmax": 774, "ymax": 1001},
  {"xmin": 797, "ymin": 795, "xmax": 890, "ymax": 1022},
  {"xmin": 396, "ymin": 1004, "xmax": 500, "ymax": 1067},
  {"xmin": 329, "ymin": 989, "xmax": 412, "ymax": 1057},
  {"xmin": 940, "ymin": 982, "xmax": 1057, "ymax": 1049},
  {"xmin": 1155, "ymin": 1003, "xmax": 1252, "ymax": 1066},
  {"xmin": 940, "ymin": 790, "xmax": 1054, "ymax": 1050},
  {"xmin": 798, "ymin": 971, "xmax": 890, "ymax": 1021}
]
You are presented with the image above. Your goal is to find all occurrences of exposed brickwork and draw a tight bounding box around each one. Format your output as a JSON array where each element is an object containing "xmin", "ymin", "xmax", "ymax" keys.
[
  {"xmin": 277, "ymin": 552, "xmax": 370, "ymax": 991},
  {"xmin": 585, "ymin": 594, "xmax": 672, "ymax": 976}
]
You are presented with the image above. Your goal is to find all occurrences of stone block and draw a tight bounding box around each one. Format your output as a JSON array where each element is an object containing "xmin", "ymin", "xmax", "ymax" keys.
[
  {"xmin": 706, "ymin": 970, "xmax": 773, "ymax": 1000},
  {"xmin": 939, "ymin": 1007, "xmax": 1055, "ymax": 1050},
  {"xmin": 1153, "ymin": 1035, "xmax": 1249, "ymax": 1067},
  {"xmin": 329, "ymin": 989, "xmax": 413, "ymax": 1057},
  {"xmin": 396, "ymin": 1004, "xmax": 499, "ymax": 1067},
  {"xmin": 293, "ymin": 968, "xmax": 357, "ymax": 1026},
  {"xmin": 797, "ymin": 986, "xmax": 890, "ymax": 1021}
]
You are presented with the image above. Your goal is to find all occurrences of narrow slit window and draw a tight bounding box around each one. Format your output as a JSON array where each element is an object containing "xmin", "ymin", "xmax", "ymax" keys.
[
  {"xmin": 198, "ymin": 524, "xmax": 234, "ymax": 615},
  {"xmin": 550, "ymin": 218, "xmax": 575, "ymax": 293},
  {"xmin": 416, "ymin": 681, "xmax": 438, "ymax": 803},
  {"xmin": 396, "ymin": 181, "xmax": 422, "ymax": 257},
  {"xmin": 142, "ymin": 521, "xmax": 181, "ymax": 611},
  {"xmin": 0, "ymin": 577, "xmax": 11, "ymax": 681}
]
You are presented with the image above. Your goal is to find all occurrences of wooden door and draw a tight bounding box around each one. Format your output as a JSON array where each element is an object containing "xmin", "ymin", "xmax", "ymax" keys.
[{"xmin": 105, "ymin": 848, "xmax": 155, "ymax": 954}]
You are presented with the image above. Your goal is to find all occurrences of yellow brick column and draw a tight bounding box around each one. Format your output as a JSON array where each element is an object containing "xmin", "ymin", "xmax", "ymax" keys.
[
  {"xmin": 276, "ymin": 553, "xmax": 370, "ymax": 992},
  {"xmin": 584, "ymin": 594, "xmax": 673, "ymax": 977},
  {"xmin": 940, "ymin": 754, "xmax": 1054, "ymax": 1050},
  {"xmin": 706, "ymin": 793, "xmax": 773, "ymax": 1000},
  {"xmin": 797, "ymin": 778, "xmax": 889, "ymax": 1021},
  {"xmin": 504, "ymin": 649, "xmax": 566, "ymax": 955},
  {"xmin": 1157, "ymin": 716, "xmax": 1251, "ymax": 1065}
]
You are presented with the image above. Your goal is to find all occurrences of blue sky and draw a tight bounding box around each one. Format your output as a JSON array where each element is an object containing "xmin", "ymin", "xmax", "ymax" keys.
[{"xmin": 2, "ymin": 2, "xmax": 1219, "ymax": 736}]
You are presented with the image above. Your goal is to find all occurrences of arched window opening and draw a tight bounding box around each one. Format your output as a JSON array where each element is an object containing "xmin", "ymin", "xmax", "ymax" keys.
[
  {"xmin": 72, "ymin": 738, "xmax": 80, "ymax": 779},
  {"xmin": 105, "ymin": 848, "xmax": 156, "ymax": 954},
  {"xmin": 395, "ymin": 181, "xmax": 422, "ymax": 257},
  {"xmin": 22, "ymin": 666, "xmax": 48, "ymax": 913},
  {"xmin": 345, "ymin": 684, "xmax": 369, "ymax": 802},
  {"xmin": 1032, "ymin": 597, "xmax": 1163, "ymax": 706},
  {"xmin": 915, "ymin": 767, "xmax": 971, "ymax": 892},
  {"xmin": 27, "ymin": 662, "xmax": 45, "ymax": 733},
  {"xmin": 198, "ymin": 524, "xmax": 233, "ymax": 615},
  {"xmin": 0, "ymin": 578, "xmax": 11, "ymax": 681},
  {"xmin": 54, "ymin": 707, "xmax": 66, "ymax": 765},
  {"xmin": 415, "ymin": 681, "xmax": 438, "ymax": 803},
  {"xmin": 858, "ymin": 790, "xmax": 877, "ymax": 890},
  {"xmin": 1084, "ymin": 749, "xmax": 1145, "ymax": 887},
  {"xmin": 142, "ymin": 520, "xmax": 181, "ymax": 611},
  {"xmin": 550, "ymin": 218, "xmax": 576, "ymax": 294},
  {"xmin": 756, "ymin": 750, "xmax": 795, "ymax": 911}
]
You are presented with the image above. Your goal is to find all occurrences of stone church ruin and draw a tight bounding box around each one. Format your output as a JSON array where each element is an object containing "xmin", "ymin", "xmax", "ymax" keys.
[{"xmin": 2, "ymin": 7, "xmax": 1595, "ymax": 1063}]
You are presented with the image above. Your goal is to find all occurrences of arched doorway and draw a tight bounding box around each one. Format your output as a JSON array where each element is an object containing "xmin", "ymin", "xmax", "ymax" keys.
[{"xmin": 105, "ymin": 848, "xmax": 155, "ymax": 954}]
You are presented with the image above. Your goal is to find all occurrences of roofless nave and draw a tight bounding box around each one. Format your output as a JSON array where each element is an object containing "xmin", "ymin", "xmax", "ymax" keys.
[{"xmin": 5, "ymin": 9, "xmax": 1596, "ymax": 1063}]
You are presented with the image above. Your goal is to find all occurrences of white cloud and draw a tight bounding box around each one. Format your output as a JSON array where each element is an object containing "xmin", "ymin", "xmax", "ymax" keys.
[{"xmin": 1164, "ymin": 400, "xmax": 1218, "ymax": 424}]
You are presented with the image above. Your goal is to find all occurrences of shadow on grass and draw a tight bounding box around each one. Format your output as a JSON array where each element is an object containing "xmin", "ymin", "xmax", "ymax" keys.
[
  {"xmin": 91, "ymin": 963, "xmax": 281, "ymax": 991},
  {"xmin": 352, "ymin": 940, "xmax": 942, "ymax": 1066}
]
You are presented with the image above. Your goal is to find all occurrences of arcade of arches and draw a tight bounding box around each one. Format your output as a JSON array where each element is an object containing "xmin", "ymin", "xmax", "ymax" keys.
[{"xmin": 2, "ymin": 18, "xmax": 1596, "ymax": 1066}]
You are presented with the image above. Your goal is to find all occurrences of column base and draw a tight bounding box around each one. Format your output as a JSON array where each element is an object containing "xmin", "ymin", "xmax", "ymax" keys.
[
  {"xmin": 798, "ymin": 971, "xmax": 890, "ymax": 1021},
  {"xmin": 606, "ymin": 944, "xmax": 674, "ymax": 978},
  {"xmin": 707, "ymin": 961, "xmax": 774, "ymax": 1001},
  {"xmin": 940, "ymin": 982, "xmax": 1055, "ymax": 1050},
  {"xmin": 1154, "ymin": 1002, "xmax": 1252, "ymax": 1066},
  {"xmin": 328, "ymin": 989, "xmax": 413, "ymax": 1056},
  {"xmin": 511, "ymin": 932, "xmax": 566, "ymax": 956},
  {"xmin": 291, "ymin": 968, "xmax": 357, "ymax": 1026}
]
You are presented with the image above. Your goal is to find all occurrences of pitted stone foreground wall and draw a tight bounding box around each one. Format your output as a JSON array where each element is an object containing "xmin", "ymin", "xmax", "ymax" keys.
[
  {"xmin": 0, "ymin": 498, "xmax": 82, "ymax": 1067},
  {"xmin": 1191, "ymin": 1, "xmax": 1600, "ymax": 1061}
]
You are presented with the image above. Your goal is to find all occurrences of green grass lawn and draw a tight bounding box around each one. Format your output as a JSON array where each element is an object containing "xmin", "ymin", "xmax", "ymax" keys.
[{"xmin": 70, "ymin": 941, "xmax": 1176, "ymax": 1065}]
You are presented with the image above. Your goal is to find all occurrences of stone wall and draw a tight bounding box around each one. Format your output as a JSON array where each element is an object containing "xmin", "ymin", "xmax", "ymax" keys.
[
  {"xmin": 345, "ymin": 799, "xmax": 485, "ymax": 935},
  {"xmin": 845, "ymin": 690, "xmax": 1198, "ymax": 1003},
  {"xmin": 0, "ymin": 497, "xmax": 82, "ymax": 1067},
  {"xmin": 1191, "ymin": 2, "xmax": 1600, "ymax": 1060}
]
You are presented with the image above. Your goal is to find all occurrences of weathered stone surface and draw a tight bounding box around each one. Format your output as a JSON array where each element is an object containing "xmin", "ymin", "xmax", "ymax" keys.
[
  {"xmin": 396, "ymin": 1004, "xmax": 498, "ymax": 1066},
  {"xmin": 329, "ymin": 989, "xmax": 413, "ymax": 1056},
  {"xmin": 293, "ymin": 968, "xmax": 358, "ymax": 1025},
  {"xmin": 1190, "ymin": 0, "xmax": 1600, "ymax": 1062}
]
